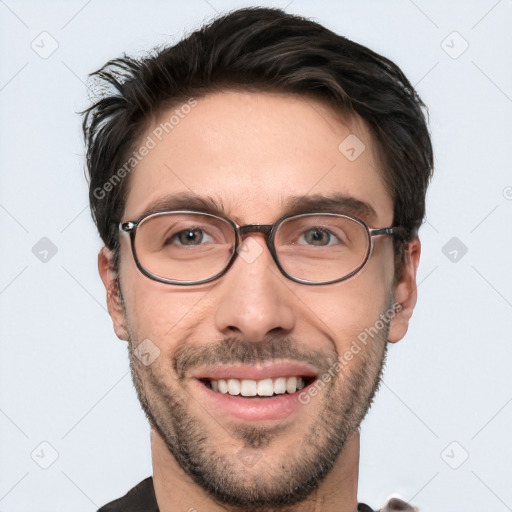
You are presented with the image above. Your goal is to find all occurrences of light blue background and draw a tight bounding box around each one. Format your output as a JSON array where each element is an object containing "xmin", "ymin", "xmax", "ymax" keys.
[{"xmin": 1, "ymin": 1, "xmax": 511, "ymax": 510}]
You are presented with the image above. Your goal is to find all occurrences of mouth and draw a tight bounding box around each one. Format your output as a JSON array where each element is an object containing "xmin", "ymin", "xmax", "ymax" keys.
[
  {"xmin": 191, "ymin": 363, "xmax": 320, "ymax": 422},
  {"xmin": 198, "ymin": 375, "xmax": 317, "ymax": 398}
]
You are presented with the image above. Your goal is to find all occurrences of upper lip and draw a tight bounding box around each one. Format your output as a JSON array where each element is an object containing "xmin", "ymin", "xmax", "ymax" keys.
[{"xmin": 191, "ymin": 361, "xmax": 320, "ymax": 381}]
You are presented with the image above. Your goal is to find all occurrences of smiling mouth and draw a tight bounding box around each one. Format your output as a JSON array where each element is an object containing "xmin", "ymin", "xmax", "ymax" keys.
[{"xmin": 198, "ymin": 376, "xmax": 316, "ymax": 398}]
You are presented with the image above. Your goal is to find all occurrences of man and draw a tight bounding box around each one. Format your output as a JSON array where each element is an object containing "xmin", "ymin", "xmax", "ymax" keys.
[{"xmin": 82, "ymin": 6, "xmax": 433, "ymax": 512}]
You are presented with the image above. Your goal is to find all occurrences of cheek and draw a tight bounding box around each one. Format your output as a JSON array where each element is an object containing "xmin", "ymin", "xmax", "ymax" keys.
[
  {"xmin": 295, "ymin": 264, "xmax": 391, "ymax": 348},
  {"xmin": 122, "ymin": 274, "xmax": 208, "ymax": 346},
  {"xmin": 119, "ymin": 240, "xmax": 207, "ymax": 343}
]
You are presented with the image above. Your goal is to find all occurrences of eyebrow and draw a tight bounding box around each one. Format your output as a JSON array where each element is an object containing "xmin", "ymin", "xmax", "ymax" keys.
[
  {"xmin": 284, "ymin": 194, "xmax": 377, "ymax": 222},
  {"xmin": 135, "ymin": 193, "xmax": 228, "ymax": 220},
  {"xmin": 134, "ymin": 192, "xmax": 378, "ymax": 224}
]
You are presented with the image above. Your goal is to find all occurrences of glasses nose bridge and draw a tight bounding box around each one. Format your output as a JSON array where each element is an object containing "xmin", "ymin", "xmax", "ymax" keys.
[
  {"xmin": 236, "ymin": 223, "xmax": 275, "ymax": 256},
  {"xmin": 238, "ymin": 223, "xmax": 273, "ymax": 238}
]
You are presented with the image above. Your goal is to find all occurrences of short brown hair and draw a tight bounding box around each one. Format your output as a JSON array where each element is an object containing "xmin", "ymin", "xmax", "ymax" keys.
[{"xmin": 82, "ymin": 6, "xmax": 433, "ymax": 282}]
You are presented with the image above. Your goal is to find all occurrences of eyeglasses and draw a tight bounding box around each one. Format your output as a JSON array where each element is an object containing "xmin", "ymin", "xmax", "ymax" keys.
[{"xmin": 118, "ymin": 210, "xmax": 408, "ymax": 286}]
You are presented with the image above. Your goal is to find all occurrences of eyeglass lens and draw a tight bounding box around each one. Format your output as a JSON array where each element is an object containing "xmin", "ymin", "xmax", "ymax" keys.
[{"xmin": 133, "ymin": 212, "xmax": 370, "ymax": 284}]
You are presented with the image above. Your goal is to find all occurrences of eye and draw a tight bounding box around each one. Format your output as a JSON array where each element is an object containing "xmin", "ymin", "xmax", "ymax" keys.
[
  {"xmin": 172, "ymin": 228, "xmax": 214, "ymax": 246},
  {"xmin": 300, "ymin": 227, "xmax": 339, "ymax": 246}
]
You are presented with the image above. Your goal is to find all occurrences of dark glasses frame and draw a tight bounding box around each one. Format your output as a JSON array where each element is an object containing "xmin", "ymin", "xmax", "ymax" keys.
[{"xmin": 117, "ymin": 209, "xmax": 410, "ymax": 286}]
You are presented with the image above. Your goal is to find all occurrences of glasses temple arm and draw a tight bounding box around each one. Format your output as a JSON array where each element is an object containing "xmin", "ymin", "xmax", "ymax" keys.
[{"xmin": 370, "ymin": 226, "xmax": 418, "ymax": 240}]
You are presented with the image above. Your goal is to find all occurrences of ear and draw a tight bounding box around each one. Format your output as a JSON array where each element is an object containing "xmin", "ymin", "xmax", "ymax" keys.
[
  {"xmin": 98, "ymin": 247, "xmax": 129, "ymax": 341},
  {"xmin": 387, "ymin": 237, "xmax": 421, "ymax": 343}
]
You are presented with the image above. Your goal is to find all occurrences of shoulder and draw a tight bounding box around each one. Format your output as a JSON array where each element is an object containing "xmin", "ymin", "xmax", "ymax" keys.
[
  {"xmin": 359, "ymin": 496, "xmax": 418, "ymax": 512},
  {"xmin": 96, "ymin": 478, "xmax": 416, "ymax": 512},
  {"xmin": 358, "ymin": 504, "xmax": 376, "ymax": 511},
  {"xmin": 97, "ymin": 476, "xmax": 158, "ymax": 512}
]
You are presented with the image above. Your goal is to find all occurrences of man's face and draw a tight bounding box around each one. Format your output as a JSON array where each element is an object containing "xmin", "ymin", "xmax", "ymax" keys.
[{"xmin": 100, "ymin": 91, "xmax": 418, "ymax": 509}]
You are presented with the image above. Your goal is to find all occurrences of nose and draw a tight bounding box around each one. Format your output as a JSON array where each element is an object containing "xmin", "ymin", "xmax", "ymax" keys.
[{"xmin": 213, "ymin": 235, "xmax": 296, "ymax": 342}]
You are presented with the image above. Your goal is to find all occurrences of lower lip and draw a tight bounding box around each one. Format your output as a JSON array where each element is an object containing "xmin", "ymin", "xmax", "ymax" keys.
[{"xmin": 192, "ymin": 378, "xmax": 316, "ymax": 422}]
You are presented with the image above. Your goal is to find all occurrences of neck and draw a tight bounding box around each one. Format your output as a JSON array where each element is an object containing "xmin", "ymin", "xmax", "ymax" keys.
[{"xmin": 151, "ymin": 428, "xmax": 360, "ymax": 512}]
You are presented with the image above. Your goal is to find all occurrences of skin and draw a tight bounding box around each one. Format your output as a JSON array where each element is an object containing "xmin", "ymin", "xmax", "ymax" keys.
[{"xmin": 99, "ymin": 90, "xmax": 421, "ymax": 512}]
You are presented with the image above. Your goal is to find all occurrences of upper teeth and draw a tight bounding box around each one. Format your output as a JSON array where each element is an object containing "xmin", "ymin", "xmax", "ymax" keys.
[{"xmin": 210, "ymin": 376, "xmax": 306, "ymax": 397}]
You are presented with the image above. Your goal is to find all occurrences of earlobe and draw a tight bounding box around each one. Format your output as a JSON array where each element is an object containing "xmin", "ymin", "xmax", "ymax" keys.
[
  {"xmin": 98, "ymin": 247, "xmax": 129, "ymax": 341},
  {"xmin": 387, "ymin": 238, "xmax": 421, "ymax": 343}
]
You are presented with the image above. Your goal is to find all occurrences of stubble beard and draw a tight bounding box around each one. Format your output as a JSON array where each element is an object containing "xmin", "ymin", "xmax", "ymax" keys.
[{"xmin": 125, "ymin": 302, "xmax": 391, "ymax": 511}]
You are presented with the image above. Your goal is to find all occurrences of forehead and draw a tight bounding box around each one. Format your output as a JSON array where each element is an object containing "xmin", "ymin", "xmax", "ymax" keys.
[{"xmin": 123, "ymin": 90, "xmax": 393, "ymax": 225}]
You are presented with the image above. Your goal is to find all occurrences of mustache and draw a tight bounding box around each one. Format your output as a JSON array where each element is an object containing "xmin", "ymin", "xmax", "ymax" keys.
[{"xmin": 172, "ymin": 336, "xmax": 338, "ymax": 379}]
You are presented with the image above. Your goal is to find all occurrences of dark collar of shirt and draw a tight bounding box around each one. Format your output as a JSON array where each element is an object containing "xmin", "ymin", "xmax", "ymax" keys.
[{"xmin": 96, "ymin": 476, "xmax": 385, "ymax": 512}]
